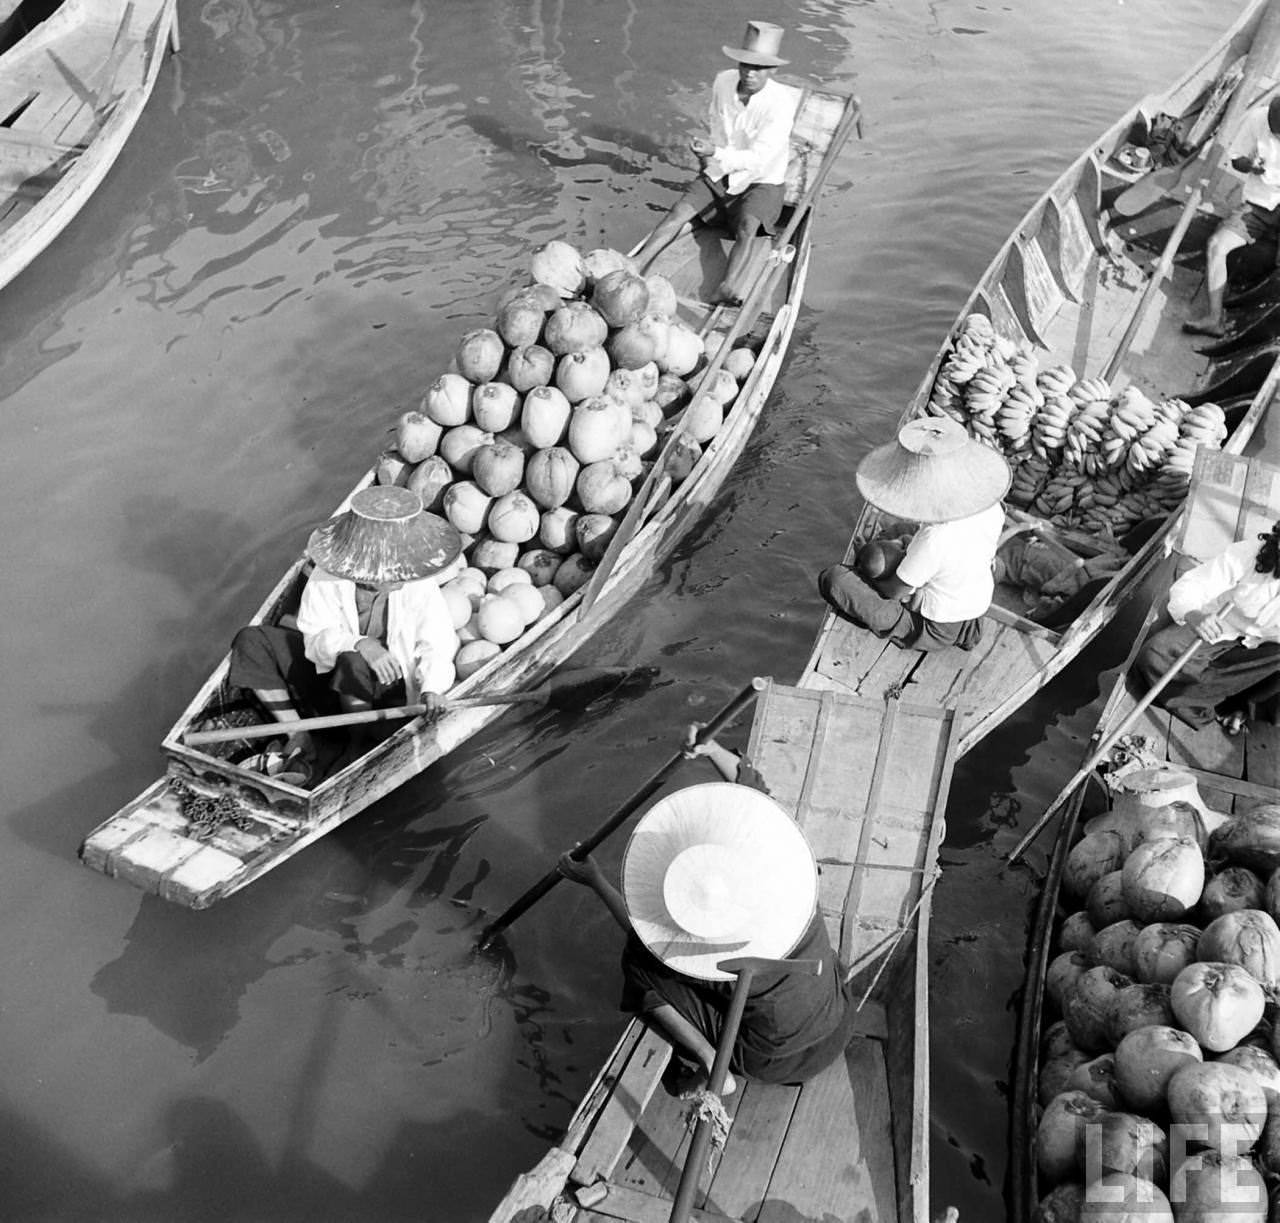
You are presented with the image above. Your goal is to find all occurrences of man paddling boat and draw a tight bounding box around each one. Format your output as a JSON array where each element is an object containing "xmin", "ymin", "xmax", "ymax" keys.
[
  {"xmin": 1183, "ymin": 96, "xmax": 1280, "ymax": 339},
  {"xmin": 557, "ymin": 782, "xmax": 857, "ymax": 1097},
  {"xmin": 633, "ymin": 21, "xmax": 799, "ymax": 306},
  {"xmin": 1136, "ymin": 518, "xmax": 1280, "ymax": 733},
  {"xmin": 818, "ymin": 417, "xmax": 1011, "ymax": 651},
  {"xmin": 228, "ymin": 486, "xmax": 461, "ymax": 783}
]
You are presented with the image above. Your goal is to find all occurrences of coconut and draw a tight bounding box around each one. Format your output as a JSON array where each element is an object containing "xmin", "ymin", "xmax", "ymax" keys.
[
  {"xmin": 1122, "ymin": 836, "xmax": 1204, "ymax": 923},
  {"xmin": 476, "ymin": 594, "xmax": 525, "ymax": 645},
  {"xmin": 1087, "ymin": 870, "xmax": 1131, "ymax": 930},
  {"xmin": 405, "ymin": 455, "xmax": 454, "ymax": 513},
  {"xmin": 524, "ymin": 447, "xmax": 580, "ymax": 510},
  {"xmin": 1200, "ymin": 867, "xmax": 1266, "ymax": 922},
  {"xmin": 724, "ymin": 346, "xmax": 757, "ymax": 381},
  {"xmin": 545, "ymin": 301, "xmax": 609, "ymax": 356},
  {"xmin": 1171, "ymin": 961, "xmax": 1266, "ymax": 1053},
  {"xmin": 504, "ymin": 582, "xmax": 547, "ymax": 627},
  {"xmin": 1065, "ymin": 965, "xmax": 1134, "ymax": 1054},
  {"xmin": 456, "ymin": 329, "xmax": 505, "ymax": 384},
  {"xmin": 575, "ymin": 513, "xmax": 618, "ymax": 564},
  {"xmin": 1078, "ymin": 1173, "xmax": 1171, "ymax": 1223},
  {"xmin": 423, "ymin": 372, "xmax": 473, "ymax": 427},
  {"xmin": 539, "ymin": 506, "xmax": 581, "ymax": 555},
  {"xmin": 1041, "ymin": 1051, "xmax": 1092, "ymax": 1106},
  {"xmin": 439, "ymin": 424, "xmax": 495, "ymax": 476},
  {"xmin": 1217, "ymin": 1044, "xmax": 1280, "ymax": 1107},
  {"xmin": 1066, "ymin": 1053, "xmax": 1123, "ymax": 1109},
  {"xmin": 660, "ymin": 323, "xmax": 704, "ymax": 376},
  {"xmin": 1044, "ymin": 1020, "xmax": 1083, "ymax": 1063},
  {"xmin": 471, "ymin": 441, "xmax": 525, "ymax": 497},
  {"xmin": 394, "ymin": 410, "xmax": 444, "ymax": 464},
  {"xmin": 455, "ymin": 639, "xmax": 501, "ymax": 680},
  {"xmin": 607, "ymin": 321, "xmax": 661, "ymax": 370},
  {"xmin": 1132, "ymin": 922, "xmax": 1201, "ymax": 986},
  {"xmin": 442, "ymin": 481, "xmax": 493, "ymax": 537},
  {"xmin": 487, "ymin": 492, "xmax": 541, "ymax": 544},
  {"xmin": 1168, "ymin": 1150, "xmax": 1266, "ymax": 1223},
  {"xmin": 516, "ymin": 548, "xmax": 563, "ymax": 587},
  {"xmin": 1167, "ymin": 1060, "xmax": 1267, "ymax": 1152},
  {"xmin": 1113, "ymin": 1024, "xmax": 1202, "ymax": 1113},
  {"xmin": 522, "ymin": 385, "xmax": 573, "ymax": 449},
  {"xmin": 1095, "ymin": 1111, "xmax": 1168, "ymax": 1184},
  {"xmin": 1197, "ymin": 909, "xmax": 1280, "ymax": 993},
  {"xmin": 1210, "ymin": 805, "xmax": 1280, "ymax": 873},
  {"xmin": 1106, "ymin": 983, "xmax": 1175, "ymax": 1047},
  {"xmin": 666, "ymin": 433, "xmax": 702, "ymax": 482},
  {"xmin": 591, "ymin": 269, "xmax": 649, "ymax": 327},
  {"xmin": 552, "ymin": 553, "xmax": 594, "ymax": 595},
  {"xmin": 530, "ymin": 239, "xmax": 587, "ymax": 298},
  {"xmin": 1065, "ymin": 831, "xmax": 1128, "ymax": 902},
  {"xmin": 469, "ymin": 537, "xmax": 520, "ymax": 576},
  {"xmin": 1038, "ymin": 1090, "xmax": 1107, "ymax": 1182},
  {"xmin": 1088, "ymin": 920, "xmax": 1144, "ymax": 977},
  {"xmin": 487, "ymin": 567, "xmax": 532, "ymax": 594},
  {"xmin": 506, "ymin": 345, "xmax": 556, "ymax": 393},
  {"xmin": 644, "ymin": 273, "xmax": 678, "ymax": 320},
  {"xmin": 555, "ymin": 347, "xmax": 612, "ymax": 403},
  {"xmin": 1058, "ymin": 911, "xmax": 1097, "ymax": 956},
  {"xmin": 1130, "ymin": 799, "xmax": 1208, "ymax": 852},
  {"xmin": 375, "ymin": 449, "xmax": 410, "ymax": 487},
  {"xmin": 441, "ymin": 585, "xmax": 473, "ymax": 630},
  {"xmin": 496, "ymin": 295, "xmax": 547, "ymax": 348},
  {"xmin": 576, "ymin": 461, "xmax": 632, "ymax": 516},
  {"xmin": 583, "ymin": 247, "xmax": 637, "ymax": 284}
]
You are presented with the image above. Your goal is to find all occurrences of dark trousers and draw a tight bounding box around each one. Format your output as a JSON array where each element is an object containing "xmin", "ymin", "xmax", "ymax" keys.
[
  {"xmin": 229, "ymin": 626, "xmax": 406, "ymax": 710},
  {"xmin": 1136, "ymin": 622, "xmax": 1280, "ymax": 727},
  {"xmin": 817, "ymin": 565, "xmax": 983, "ymax": 652}
]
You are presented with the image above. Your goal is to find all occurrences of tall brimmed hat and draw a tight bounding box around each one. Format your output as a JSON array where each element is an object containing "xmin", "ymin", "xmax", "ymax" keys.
[
  {"xmin": 723, "ymin": 20, "xmax": 788, "ymax": 67},
  {"xmin": 622, "ymin": 782, "xmax": 818, "ymax": 982},
  {"xmin": 306, "ymin": 486, "xmax": 462, "ymax": 584},
  {"xmin": 855, "ymin": 417, "xmax": 1011, "ymax": 523}
]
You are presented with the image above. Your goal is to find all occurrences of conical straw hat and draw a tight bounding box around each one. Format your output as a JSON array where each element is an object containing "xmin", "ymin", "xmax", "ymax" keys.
[
  {"xmin": 622, "ymin": 782, "xmax": 818, "ymax": 981},
  {"xmin": 855, "ymin": 417, "xmax": 1011, "ymax": 523},
  {"xmin": 306, "ymin": 486, "xmax": 462, "ymax": 584}
]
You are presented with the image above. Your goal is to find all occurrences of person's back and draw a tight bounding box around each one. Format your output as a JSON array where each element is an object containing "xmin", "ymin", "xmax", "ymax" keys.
[{"xmin": 896, "ymin": 500, "xmax": 1005, "ymax": 623}]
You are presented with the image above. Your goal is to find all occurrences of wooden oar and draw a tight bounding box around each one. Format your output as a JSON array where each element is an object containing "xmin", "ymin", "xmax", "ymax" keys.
[
  {"xmin": 577, "ymin": 93, "xmax": 863, "ymax": 615},
  {"xmin": 1006, "ymin": 634, "xmax": 1208, "ymax": 863},
  {"xmin": 476, "ymin": 679, "xmax": 760, "ymax": 951},
  {"xmin": 182, "ymin": 665, "xmax": 637, "ymax": 747},
  {"xmin": 1101, "ymin": 182, "xmax": 1206, "ymax": 382},
  {"xmin": 667, "ymin": 954, "xmax": 823, "ymax": 1223}
]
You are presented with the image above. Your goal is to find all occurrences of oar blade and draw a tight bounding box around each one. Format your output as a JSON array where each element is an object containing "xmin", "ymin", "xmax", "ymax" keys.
[
  {"xmin": 544, "ymin": 665, "xmax": 650, "ymax": 709},
  {"xmin": 1111, "ymin": 164, "xmax": 1185, "ymax": 218}
]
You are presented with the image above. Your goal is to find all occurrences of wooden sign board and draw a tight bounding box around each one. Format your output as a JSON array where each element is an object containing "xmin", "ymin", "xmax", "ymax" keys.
[{"xmin": 1178, "ymin": 447, "xmax": 1279, "ymax": 562}]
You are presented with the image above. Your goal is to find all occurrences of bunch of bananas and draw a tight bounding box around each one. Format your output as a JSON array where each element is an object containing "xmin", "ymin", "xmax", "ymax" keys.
[
  {"xmin": 1161, "ymin": 437, "xmax": 1200, "ymax": 475},
  {"xmin": 938, "ymin": 331, "xmax": 989, "ymax": 386},
  {"xmin": 1075, "ymin": 470, "xmax": 1129, "ymax": 512},
  {"xmin": 1031, "ymin": 469, "xmax": 1087, "ymax": 519},
  {"xmin": 1031, "ymin": 393, "xmax": 1074, "ymax": 461},
  {"xmin": 997, "ymin": 378, "xmax": 1043, "ymax": 448},
  {"xmin": 1123, "ymin": 417, "xmax": 1180, "ymax": 479},
  {"xmin": 1178, "ymin": 401, "xmax": 1228, "ymax": 448},
  {"xmin": 1063, "ymin": 399, "xmax": 1112, "ymax": 475},
  {"xmin": 926, "ymin": 372, "xmax": 967, "ymax": 423},
  {"xmin": 1007, "ymin": 454, "xmax": 1053, "ymax": 507},
  {"xmin": 963, "ymin": 363, "xmax": 1017, "ymax": 443},
  {"xmin": 1036, "ymin": 364, "xmax": 1076, "ymax": 399},
  {"xmin": 1155, "ymin": 397, "xmax": 1189, "ymax": 429}
]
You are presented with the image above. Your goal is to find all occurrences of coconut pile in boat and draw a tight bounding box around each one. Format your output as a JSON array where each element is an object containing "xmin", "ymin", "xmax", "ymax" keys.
[
  {"xmin": 1033, "ymin": 759, "xmax": 1280, "ymax": 1222},
  {"xmin": 927, "ymin": 313, "xmax": 1228, "ymax": 541},
  {"xmin": 375, "ymin": 240, "xmax": 759, "ymax": 679}
]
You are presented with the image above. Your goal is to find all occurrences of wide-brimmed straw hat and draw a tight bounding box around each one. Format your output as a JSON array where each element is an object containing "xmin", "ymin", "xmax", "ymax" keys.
[
  {"xmin": 722, "ymin": 20, "xmax": 788, "ymax": 67},
  {"xmin": 622, "ymin": 782, "xmax": 818, "ymax": 982},
  {"xmin": 855, "ymin": 417, "xmax": 1011, "ymax": 523},
  {"xmin": 306, "ymin": 485, "xmax": 462, "ymax": 584}
]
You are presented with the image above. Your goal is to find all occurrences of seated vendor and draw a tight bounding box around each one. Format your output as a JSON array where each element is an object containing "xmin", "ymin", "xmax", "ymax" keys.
[
  {"xmin": 817, "ymin": 417, "xmax": 1011, "ymax": 652},
  {"xmin": 557, "ymin": 779, "xmax": 857, "ymax": 1096},
  {"xmin": 1136, "ymin": 520, "xmax": 1280, "ymax": 734},
  {"xmin": 228, "ymin": 485, "xmax": 462, "ymax": 784}
]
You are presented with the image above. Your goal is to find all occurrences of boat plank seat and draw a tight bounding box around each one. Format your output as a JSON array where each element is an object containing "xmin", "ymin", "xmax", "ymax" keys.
[
  {"xmin": 1247, "ymin": 721, "xmax": 1280, "ymax": 791},
  {"xmin": 1039, "ymin": 166, "xmax": 1105, "ymax": 302},
  {"xmin": 1003, "ymin": 235, "xmax": 1063, "ymax": 348}
]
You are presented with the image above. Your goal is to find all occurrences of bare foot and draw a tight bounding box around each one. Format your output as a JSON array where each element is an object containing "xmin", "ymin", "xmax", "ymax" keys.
[{"xmin": 1182, "ymin": 316, "xmax": 1225, "ymax": 338}]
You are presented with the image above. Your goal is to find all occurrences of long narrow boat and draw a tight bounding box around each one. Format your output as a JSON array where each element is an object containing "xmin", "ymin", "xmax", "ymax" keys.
[
  {"xmin": 1011, "ymin": 445, "xmax": 1279, "ymax": 1217},
  {"xmin": 801, "ymin": 0, "xmax": 1275, "ymax": 757},
  {"xmin": 0, "ymin": 0, "xmax": 179, "ymax": 291},
  {"xmin": 77, "ymin": 82, "xmax": 861, "ymax": 909},
  {"xmin": 489, "ymin": 678, "xmax": 960, "ymax": 1223}
]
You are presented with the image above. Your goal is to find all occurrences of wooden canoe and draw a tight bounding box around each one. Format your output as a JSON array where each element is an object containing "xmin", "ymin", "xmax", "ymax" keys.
[
  {"xmin": 489, "ymin": 678, "xmax": 961, "ymax": 1223},
  {"xmin": 1011, "ymin": 446, "xmax": 1280, "ymax": 1219},
  {"xmin": 77, "ymin": 83, "xmax": 861, "ymax": 910},
  {"xmin": 0, "ymin": 0, "xmax": 179, "ymax": 291},
  {"xmin": 800, "ymin": 0, "xmax": 1275, "ymax": 759}
]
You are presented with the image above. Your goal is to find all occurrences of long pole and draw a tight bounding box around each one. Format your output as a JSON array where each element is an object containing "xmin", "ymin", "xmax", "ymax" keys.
[
  {"xmin": 1006, "ymin": 635, "xmax": 1205, "ymax": 863},
  {"xmin": 476, "ymin": 680, "xmax": 760, "ymax": 950}
]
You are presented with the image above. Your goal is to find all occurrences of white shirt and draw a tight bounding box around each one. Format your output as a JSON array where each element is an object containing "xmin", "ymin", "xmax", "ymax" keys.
[
  {"xmin": 895, "ymin": 503, "xmax": 1006, "ymax": 623},
  {"xmin": 1230, "ymin": 105, "xmax": 1280, "ymax": 210},
  {"xmin": 704, "ymin": 71, "xmax": 797, "ymax": 195},
  {"xmin": 1167, "ymin": 538, "xmax": 1280, "ymax": 648},
  {"xmin": 297, "ymin": 568, "xmax": 458, "ymax": 700}
]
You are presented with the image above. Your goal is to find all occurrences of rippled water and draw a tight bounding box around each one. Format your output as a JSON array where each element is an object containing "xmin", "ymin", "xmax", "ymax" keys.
[{"xmin": 0, "ymin": 1, "xmax": 1241, "ymax": 1218}]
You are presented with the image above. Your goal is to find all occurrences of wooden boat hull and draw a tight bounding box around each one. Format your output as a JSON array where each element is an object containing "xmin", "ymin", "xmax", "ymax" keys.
[
  {"xmin": 79, "ymin": 83, "xmax": 861, "ymax": 909},
  {"xmin": 1010, "ymin": 445, "xmax": 1280, "ymax": 1219},
  {"xmin": 801, "ymin": 0, "xmax": 1273, "ymax": 759},
  {"xmin": 0, "ymin": 0, "xmax": 178, "ymax": 291}
]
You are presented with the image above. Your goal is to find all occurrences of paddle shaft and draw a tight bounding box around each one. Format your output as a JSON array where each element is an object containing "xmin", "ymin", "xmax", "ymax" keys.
[
  {"xmin": 578, "ymin": 94, "xmax": 862, "ymax": 615},
  {"xmin": 668, "ymin": 955, "xmax": 822, "ymax": 1223},
  {"xmin": 1006, "ymin": 634, "xmax": 1206, "ymax": 863},
  {"xmin": 476, "ymin": 679, "xmax": 760, "ymax": 950},
  {"xmin": 184, "ymin": 688, "xmax": 549, "ymax": 746},
  {"xmin": 1101, "ymin": 182, "xmax": 1204, "ymax": 383}
]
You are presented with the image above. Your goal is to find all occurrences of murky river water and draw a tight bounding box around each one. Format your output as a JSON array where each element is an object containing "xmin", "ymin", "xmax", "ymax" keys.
[{"xmin": 0, "ymin": 1, "xmax": 1245, "ymax": 1219}]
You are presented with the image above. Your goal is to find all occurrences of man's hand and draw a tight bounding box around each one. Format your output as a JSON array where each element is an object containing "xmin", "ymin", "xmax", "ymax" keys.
[
  {"xmin": 418, "ymin": 691, "xmax": 448, "ymax": 718},
  {"xmin": 689, "ymin": 136, "xmax": 715, "ymax": 160},
  {"xmin": 557, "ymin": 850, "xmax": 606, "ymax": 890},
  {"xmin": 1188, "ymin": 610, "xmax": 1228, "ymax": 643},
  {"xmin": 355, "ymin": 637, "xmax": 402, "ymax": 685}
]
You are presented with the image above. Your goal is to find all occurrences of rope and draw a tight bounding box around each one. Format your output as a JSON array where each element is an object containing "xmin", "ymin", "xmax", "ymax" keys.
[
  {"xmin": 171, "ymin": 778, "xmax": 256, "ymax": 840},
  {"xmin": 684, "ymin": 1088, "xmax": 733, "ymax": 1173}
]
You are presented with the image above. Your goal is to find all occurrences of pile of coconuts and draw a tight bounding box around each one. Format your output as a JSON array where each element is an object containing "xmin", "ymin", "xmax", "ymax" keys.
[
  {"xmin": 1034, "ymin": 764, "xmax": 1280, "ymax": 1222},
  {"xmin": 374, "ymin": 240, "xmax": 761, "ymax": 683}
]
